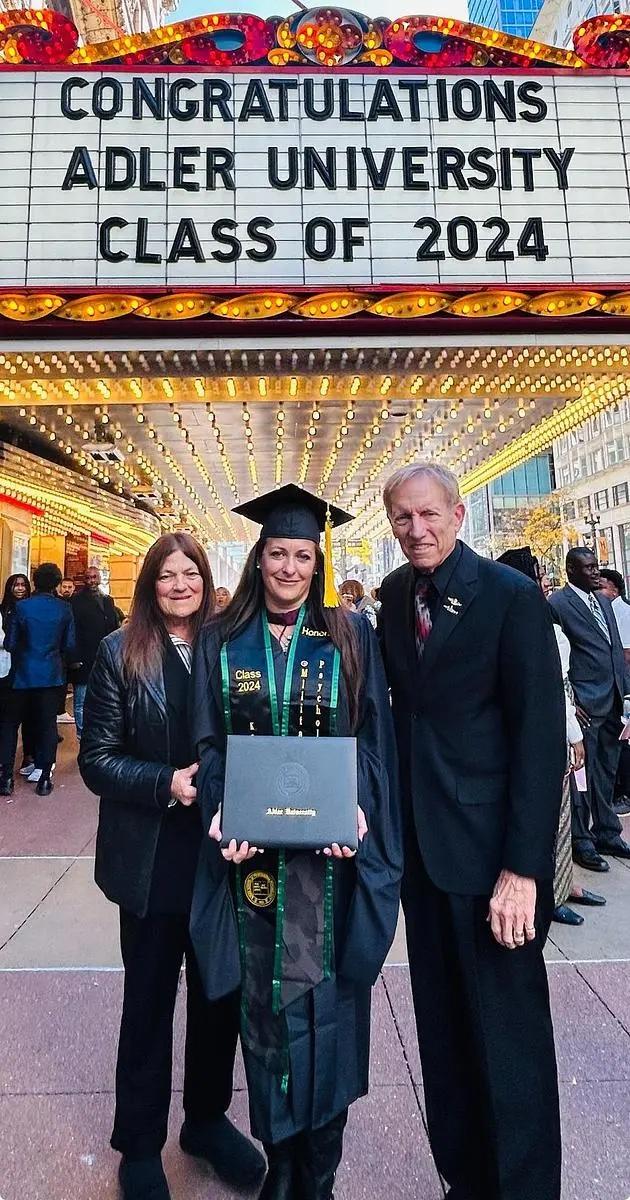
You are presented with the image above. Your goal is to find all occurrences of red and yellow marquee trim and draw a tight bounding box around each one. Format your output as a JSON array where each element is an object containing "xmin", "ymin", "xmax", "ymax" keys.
[
  {"xmin": 2, "ymin": 287, "xmax": 630, "ymax": 324},
  {"xmin": 1, "ymin": 8, "xmax": 630, "ymax": 71}
]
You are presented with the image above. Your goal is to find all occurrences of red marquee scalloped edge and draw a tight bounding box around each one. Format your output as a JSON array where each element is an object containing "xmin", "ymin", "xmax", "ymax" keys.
[
  {"xmin": 3, "ymin": 287, "xmax": 630, "ymax": 324},
  {"xmin": 1, "ymin": 9, "xmax": 630, "ymax": 71}
]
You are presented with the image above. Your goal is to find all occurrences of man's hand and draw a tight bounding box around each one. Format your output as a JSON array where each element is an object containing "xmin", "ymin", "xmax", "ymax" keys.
[
  {"xmin": 575, "ymin": 705, "xmax": 591, "ymax": 732},
  {"xmin": 488, "ymin": 869, "xmax": 537, "ymax": 950},
  {"xmin": 170, "ymin": 763, "xmax": 198, "ymax": 807}
]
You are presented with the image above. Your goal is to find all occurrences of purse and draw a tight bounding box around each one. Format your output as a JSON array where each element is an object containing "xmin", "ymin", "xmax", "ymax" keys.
[{"xmin": 0, "ymin": 648, "xmax": 11, "ymax": 679}]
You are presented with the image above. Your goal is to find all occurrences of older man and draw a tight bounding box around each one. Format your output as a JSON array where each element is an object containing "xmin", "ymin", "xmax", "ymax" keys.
[{"xmin": 378, "ymin": 463, "xmax": 566, "ymax": 1200}]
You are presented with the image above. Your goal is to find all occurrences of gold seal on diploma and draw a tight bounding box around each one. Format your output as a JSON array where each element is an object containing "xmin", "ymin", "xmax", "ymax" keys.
[{"xmin": 244, "ymin": 870, "xmax": 277, "ymax": 909}]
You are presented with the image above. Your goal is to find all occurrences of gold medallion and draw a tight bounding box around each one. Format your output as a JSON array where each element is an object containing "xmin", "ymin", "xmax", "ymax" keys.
[{"xmin": 244, "ymin": 870, "xmax": 277, "ymax": 909}]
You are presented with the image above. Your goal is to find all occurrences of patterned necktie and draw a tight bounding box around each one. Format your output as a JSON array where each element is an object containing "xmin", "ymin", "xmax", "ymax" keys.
[
  {"xmin": 588, "ymin": 593, "xmax": 611, "ymax": 643},
  {"xmin": 415, "ymin": 577, "xmax": 434, "ymax": 658}
]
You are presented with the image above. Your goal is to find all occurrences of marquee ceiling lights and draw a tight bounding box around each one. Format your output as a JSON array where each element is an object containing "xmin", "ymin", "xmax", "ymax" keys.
[
  {"xmin": 0, "ymin": 341, "xmax": 624, "ymax": 542},
  {"xmin": 1, "ymin": 8, "xmax": 626, "ymax": 69},
  {"xmin": 0, "ymin": 289, "xmax": 620, "ymax": 328}
]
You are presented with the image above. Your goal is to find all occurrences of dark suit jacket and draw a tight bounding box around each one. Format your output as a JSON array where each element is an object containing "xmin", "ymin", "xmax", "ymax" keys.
[
  {"xmin": 378, "ymin": 541, "xmax": 566, "ymax": 895},
  {"xmin": 71, "ymin": 589, "xmax": 120, "ymax": 684},
  {"xmin": 6, "ymin": 592, "xmax": 76, "ymax": 690},
  {"xmin": 548, "ymin": 585, "xmax": 630, "ymax": 716}
]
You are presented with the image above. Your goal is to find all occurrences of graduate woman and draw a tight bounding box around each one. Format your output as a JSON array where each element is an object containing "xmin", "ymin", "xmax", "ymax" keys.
[{"xmin": 190, "ymin": 486, "xmax": 402, "ymax": 1200}]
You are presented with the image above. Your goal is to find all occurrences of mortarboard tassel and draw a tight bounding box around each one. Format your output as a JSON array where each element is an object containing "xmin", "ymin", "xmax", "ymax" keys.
[{"xmin": 323, "ymin": 508, "xmax": 340, "ymax": 608}]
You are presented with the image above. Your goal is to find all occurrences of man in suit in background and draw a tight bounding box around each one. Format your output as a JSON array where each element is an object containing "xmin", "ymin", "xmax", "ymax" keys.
[
  {"xmin": 0, "ymin": 562, "xmax": 76, "ymax": 796},
  {"xmin": 549, "ymin": 548, "xmax": 630, "ymax": 868},
  {"xmin": 378, "ymin": 462, "xmax": 566, "ymax": 1200},
  {"xmin": 71, "ymin": 567, "xmax": 120, "ymax": 738}
]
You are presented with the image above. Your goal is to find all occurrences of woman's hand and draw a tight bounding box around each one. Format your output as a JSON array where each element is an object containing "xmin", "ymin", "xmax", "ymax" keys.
[
  {"xmin": 322, "ymin": 804, "xmax": 368, "ymax": 859},
  {"xmin": 209, "ymin": 809, "xmax": 261, "ymax": 862},
  {"xmin": 170, "ymin": 763, "xmax": 198, "ymax": 806},
  {"xmin": 570, "ymin": 739, "xmax": 585, "ymax": 771}
]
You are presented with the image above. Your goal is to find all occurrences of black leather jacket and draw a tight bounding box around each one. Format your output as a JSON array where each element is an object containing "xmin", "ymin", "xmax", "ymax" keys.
[{"xmin": 79, "ymin": 628, "xmax": 176, "ymax": 917}]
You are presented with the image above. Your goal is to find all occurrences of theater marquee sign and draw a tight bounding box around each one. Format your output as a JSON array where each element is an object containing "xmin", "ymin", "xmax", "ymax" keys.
[{"xmin": 2, "ymin": 64, "xmax": 630, "ymax": 289}]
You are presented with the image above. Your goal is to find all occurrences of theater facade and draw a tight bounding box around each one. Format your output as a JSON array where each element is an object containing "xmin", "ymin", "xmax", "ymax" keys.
[{"xmin": 1, "ymin": 5, "xmax": 630, "ymax": 595}]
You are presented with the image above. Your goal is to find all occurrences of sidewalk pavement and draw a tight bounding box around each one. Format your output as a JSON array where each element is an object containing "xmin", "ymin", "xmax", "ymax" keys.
[{"xmin": 1, "ymin": 732, "xmax": 629, "ymax": 1200}]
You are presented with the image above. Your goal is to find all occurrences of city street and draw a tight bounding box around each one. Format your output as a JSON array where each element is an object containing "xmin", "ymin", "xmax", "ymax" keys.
[{"xmin": 0, "ymin": 732, "xmax": 629, "ymax": 1200}]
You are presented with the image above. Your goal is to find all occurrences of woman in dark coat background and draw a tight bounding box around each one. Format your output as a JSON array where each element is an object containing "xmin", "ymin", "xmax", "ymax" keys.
[
  {"xmin": 79, "ymin": 532, "xmax": 264, "ymax": 1200},
  {"xmin": 0, "ymin": 564, "xmax": 74, "ymax": 797},
  {"xmin": 190, "ymin": 486, "xmax": 402, "ymax": 1200},
  {"xmin": 0, "ymin": 573, "xmax": 34, "ymax": 783}
]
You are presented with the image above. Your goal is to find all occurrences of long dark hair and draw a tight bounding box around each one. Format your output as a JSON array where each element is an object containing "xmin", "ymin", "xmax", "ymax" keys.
[
  {"xmin": 217, "ymin": 540, "xmax": 362, "ymax": 730},
  {"xmin": 122, "ymin": 532, "xmax": 215, "ymax": 682},
  {"xmin": 1, "ymin": 573, "xmax": 31, "ymax": 621}
]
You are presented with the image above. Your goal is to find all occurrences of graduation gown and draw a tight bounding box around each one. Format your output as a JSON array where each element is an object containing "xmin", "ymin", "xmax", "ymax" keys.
[{"xmin": 189, "ymin": 611, "xmax": 402, "ymax": 1144}]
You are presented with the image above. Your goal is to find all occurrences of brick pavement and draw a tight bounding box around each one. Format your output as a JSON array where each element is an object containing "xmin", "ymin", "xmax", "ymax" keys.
[{"xmin": 1, "ymin": 729, "xmax": 629, "ymax": 1200}]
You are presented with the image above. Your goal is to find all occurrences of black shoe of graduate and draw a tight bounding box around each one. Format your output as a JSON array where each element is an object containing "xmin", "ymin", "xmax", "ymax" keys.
[
  {"xmin": 0, "ymin": 770, "xmax": 14, "ymax": 797},
  {"xmin": 180, "ymin": 1116, "xmax": 265, "ymax": 1189},
  {"xmin": 553, "ymin": 904, "xmax": 584, "ymax": 926},
  {"xmin": 570, "ymin": 889, "xmax": 606, "ymax": 907},
  {"xmin": 118, "ymin": 1157, "xmax": 171, "ymax": 1200},
  {"xmin": 35, "ymin": 776, "xmax": 54, "ymax": 796}
]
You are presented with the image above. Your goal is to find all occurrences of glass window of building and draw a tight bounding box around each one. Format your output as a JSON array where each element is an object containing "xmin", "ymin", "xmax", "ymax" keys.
[
  {"xmin": 594, "ymin": 489, "xmax": 609, "ymax": 511},
  {"xmin": 613, "ymin": 482, "xmax": 630, "ymax": 506},
  {"xmin": 578, "ymin": 497, "xmax": 591, "ymax": 517},
  {"xmin": 619, "ymin": 524, "xmax": 630, "ymax": 590},
  {"xmin": 606, "ymin": 436, "xmax": 626, "ymax": 466}
]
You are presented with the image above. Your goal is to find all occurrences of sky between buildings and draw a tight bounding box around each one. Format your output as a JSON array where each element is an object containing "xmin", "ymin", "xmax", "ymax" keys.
[{"xmin": 171, "ymin": 0, "xmax": 469, "ymax": 29}]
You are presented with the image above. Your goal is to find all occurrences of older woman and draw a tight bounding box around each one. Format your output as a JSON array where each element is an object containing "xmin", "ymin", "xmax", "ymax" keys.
[
  {"xmin": 79, "ymin": 533, "xmax": 264, "ymax": 1200},
  {"xmin": 190, "ymin": 485, "xmax": 402, "ymax": 1200}
]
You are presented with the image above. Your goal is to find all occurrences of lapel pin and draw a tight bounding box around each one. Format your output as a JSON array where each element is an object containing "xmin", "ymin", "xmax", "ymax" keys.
[
  {"xmin": 444, "ymin": 603, "xmax": 459, "ymax": 616},
  {"xmin": 447, "ymin": 596, "xmax": 462, "ymax": 607}
]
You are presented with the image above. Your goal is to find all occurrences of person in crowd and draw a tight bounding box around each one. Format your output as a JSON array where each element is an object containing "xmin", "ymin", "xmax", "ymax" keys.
[
  {"xmin": 78, "ymin": 532, "xmax": 263, "ymax": 1200},
  {"xmin": 378, "ymin": 463, "xmax": 566, "ymax": 1200},
  {"xmin": 214, "ymin": 586, "xmax": 232, "ymax": 612},
  {"xmin": 339, "ymin": 578, "xmax": 377, "ymax": 628},
  {"xmin": 598, "ymin": 568, "xmax": 630, "ymax": 664},
  {"xmin": 369, "ymin": 586, "xmax": 382, "ymax": 612},
  {"xmin": 0, "ymin": 574, "xmax": 35, "ymax": 779},
  {"xmin": 549, "ymin": 548, "xmax": 630, "ymax": 868},
  {"xmin": 71, "ymin": 566, "xmax": 120, "ymax": 738},
  {"xmin": 56, "ymin": 578, "xmax": 76, "ymax": 726},
  {"xmin": 540, "ymin": 571, "xmax": 554, "ymax": 597},
  {"xmin": 190, "ymin": 484, "xmax": 402, "ymax": 1200},
  {"xmin": 598, "ymin": 568, "xmax": 630, "ymax": 815},
  {"xmin": 0, "ymin": 563, "xmax": 75, "ymax": 797},
  {"xmin": 57, "ymin": 577, "xmax": 76, "ymax": 600},
  {"xmin": 497, "ymin": 548, "xmax": 606, "ymax": 927}
]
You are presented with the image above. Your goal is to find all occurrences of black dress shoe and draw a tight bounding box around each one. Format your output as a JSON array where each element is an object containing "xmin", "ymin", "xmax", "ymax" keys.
[
  {"xmin": 553, "ymin": 904, "xmax": 584, "ymax": 926},
  {"xmin": 35, "ymin": 777, "xmax": 54, "ymax": 796},
  {"xmin": 613, "ymin": 798, "xmax": 630, "ymax": 817},
  {"xmin": 573, "ymin": 849, "xmax": 610, "ymax": 872},
  {"xmin": 596, "ymin": 837, "xmax": 630, "ymax": 859},
  {"xmin": 571, "ymin": 889, "xmax": 606, "ymax": 906},
  {"xmin": 0, "ymin": 772, "xmax": 14, "ymax": 797},
  {"xmin": 118, "ymin": 1157, "xmax": 171, "ymax": 1200},
  {"xmin": 180, "ymin": 1116, "xmax": 265, "ymax": 1188}
]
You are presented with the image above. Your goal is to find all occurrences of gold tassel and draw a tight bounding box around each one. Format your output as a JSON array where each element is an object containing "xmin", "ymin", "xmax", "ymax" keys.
[{"xmin": 323, "ymin": 508, "xmax": 340, "ymax": 608}]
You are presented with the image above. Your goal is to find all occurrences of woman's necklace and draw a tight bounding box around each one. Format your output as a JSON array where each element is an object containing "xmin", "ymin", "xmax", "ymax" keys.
[{"xmin": 265, "ymin": 606, "xmax": 300, "ymax": 652}]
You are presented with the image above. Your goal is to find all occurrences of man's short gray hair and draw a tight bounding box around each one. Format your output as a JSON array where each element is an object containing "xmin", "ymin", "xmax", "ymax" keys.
[{"xmin": 383, "ymin": 463, "xmax": 462, "ymax": 514}]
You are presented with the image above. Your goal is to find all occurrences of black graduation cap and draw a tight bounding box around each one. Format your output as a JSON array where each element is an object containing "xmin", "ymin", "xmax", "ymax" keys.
[{"xmin": 233, "ymin": 484, "xmax": 353, "ymax": 607}]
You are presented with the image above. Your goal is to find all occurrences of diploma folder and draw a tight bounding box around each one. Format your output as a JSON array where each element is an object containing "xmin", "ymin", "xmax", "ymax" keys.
[{"xmin": 221, "ymin": 734, "xmax": 358, "ymax": 851}]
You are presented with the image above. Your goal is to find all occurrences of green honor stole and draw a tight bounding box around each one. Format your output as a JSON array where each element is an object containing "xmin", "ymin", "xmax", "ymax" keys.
[{"xmin": 220, "ymin": 607, "xmax": 342, "ymax": 1087}]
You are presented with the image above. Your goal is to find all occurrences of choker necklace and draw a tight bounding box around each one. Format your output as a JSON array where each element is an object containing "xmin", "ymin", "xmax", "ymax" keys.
[{"xmin": 265, "ymin": 606, "xmax": 300, "ymax": 626}]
